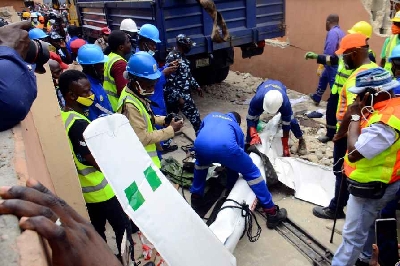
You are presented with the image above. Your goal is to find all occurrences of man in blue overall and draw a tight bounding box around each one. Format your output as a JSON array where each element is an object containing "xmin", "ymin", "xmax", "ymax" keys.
[
  {"xmin": 77, "ymin": 44, "xmax": 113, "ymax": 120},
  {"xmin": 247, "ymin": 80, "xmax": 307, "ymax": 157},
  {"xmin": 190, "ymin": 111, "xmax": 287, "ymax": 229}
]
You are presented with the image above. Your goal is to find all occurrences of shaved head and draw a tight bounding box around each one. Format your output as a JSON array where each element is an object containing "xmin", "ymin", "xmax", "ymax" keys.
[
  {"xmin": 48, "ymin": 59, "xmax": 63, "ymax": 80},
  {"xmin": 327, "ymin": 14, "xmax": 339, "ymax": 24}
]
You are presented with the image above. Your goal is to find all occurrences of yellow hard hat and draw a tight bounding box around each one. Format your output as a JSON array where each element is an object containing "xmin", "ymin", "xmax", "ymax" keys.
[
  {"xmin": 392, "ymin": 11, "xmax": 400, "ymax": 22},
  {"xmin": 348, "ymin": 21, "xmax": 373, "ymax": 38},
  {"xmin": 22, "ymin": 12, "xmax": 31, "ymax": 18}
]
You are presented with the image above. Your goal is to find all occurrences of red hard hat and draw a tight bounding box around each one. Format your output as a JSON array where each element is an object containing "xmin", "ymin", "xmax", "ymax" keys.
[{"xmin": 101, "ymin": 27, "xmax": 111, "ymax": 35}]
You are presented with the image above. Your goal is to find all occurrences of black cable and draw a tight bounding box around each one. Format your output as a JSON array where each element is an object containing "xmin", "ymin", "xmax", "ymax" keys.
[{"xmin": 217, "ymin": 199, "xmax": 262, "ymax": 242}]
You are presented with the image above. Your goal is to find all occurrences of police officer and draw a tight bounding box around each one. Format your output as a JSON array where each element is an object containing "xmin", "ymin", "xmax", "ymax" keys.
[
  {"xmin": 165, "ymin": 34, "xmax": 203, "ymax": 134},
  {"xmin": 58, "ymin": 70, "xmax": 134, "ymax": 261},
  {"xmin": 331, "ymin": 68, "xmax": 400, "ymax": 266},
  {"xmin": 191, "ymin": 111, "xmax": 287, "ymax": 229},
  {"xmin": 117, "ymin": 51, "xmax": 184, "ymax": 168},
  {"xmin": 77, "ymin": 44, "xmax": 113, "ymax": 120},
  {"xmin": 247, "ymin": 79, "xmax": 307, "ymax": 157},
  {"xmin": 103, "ymin": 30, "xmax": 132, "ymax": 111}
]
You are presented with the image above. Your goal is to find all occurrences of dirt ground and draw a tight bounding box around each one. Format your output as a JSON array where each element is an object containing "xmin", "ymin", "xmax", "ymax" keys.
[{"xmin": 105, "ymin": 70, "xmax": 346, "ymax": 266}]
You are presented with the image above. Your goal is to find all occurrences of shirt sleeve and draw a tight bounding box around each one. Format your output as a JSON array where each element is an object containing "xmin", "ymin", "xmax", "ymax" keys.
[
  {"xmin": 68, "ymin": 119, "xmax": 91, "ymax": 157},
  {"xmin": 317, "ymin": 54, "xmax": 339, "ymax": 66},
  {"xmin": 324, "ymin": 30, "xmax": 340, "ymax": 56},
  {"xmin": 154, "ymin": 115, "xmax": 166, "ymax": 126},
  {"xmin": 280, "ymin": 96, "xmax": 293, "ymax": 131},
  {"xmin": 123, "ymin": 103, "xmax": 174, "ymax": 146},
  {"xmin": 354, "ymin": 123, "xmax": 397, "ymax": 159},
  {"xmin": 111, "ymin": 60, "xmax": 128, "ymax": 96},
  {"xmin": 381, "ymin": 37, "xmax": 390, "ymax": 59}
]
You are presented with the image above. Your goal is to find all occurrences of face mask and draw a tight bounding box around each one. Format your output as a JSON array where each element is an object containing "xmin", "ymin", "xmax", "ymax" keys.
[
  {"xmin": 135, "ymin": 81, "xmax": 154, "ymax": 96},
  {"xmin": 144, "ymin": 43, "xmax": 156, "ymax": 57},
  {"xmin": 76, "ymin": 94, "xmax": 95, "ymax": 107},
  {"xmin": 343, "ymin": 56, "xmax": 356, "ymax": 70},
  {"xmin": 360, "ymin": 90, "xmax": 392, "ymax": 121},
  {"xmin": 33, "ymin": 18, "xmax": 38, "ymax": 23}
]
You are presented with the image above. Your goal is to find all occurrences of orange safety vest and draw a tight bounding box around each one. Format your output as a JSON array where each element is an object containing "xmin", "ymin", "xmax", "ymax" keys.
[
  {"xmin": 343, "ymin": 98, "xmax": 400, "ymax": 184},
  {"xmin": 336, "ymin": 62, "xmax": 378, "ymax": 129}
]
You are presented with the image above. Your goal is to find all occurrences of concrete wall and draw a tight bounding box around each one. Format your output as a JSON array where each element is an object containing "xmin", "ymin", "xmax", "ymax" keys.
[{"xmin": 231, "ymin": 0, "xmax": 387, "ymax": 99}]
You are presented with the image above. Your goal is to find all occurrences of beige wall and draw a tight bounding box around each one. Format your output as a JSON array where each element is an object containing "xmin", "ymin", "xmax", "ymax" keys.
[{"xmin": 232, "ymin": 0, "xmax": 386, "ymax": 99}]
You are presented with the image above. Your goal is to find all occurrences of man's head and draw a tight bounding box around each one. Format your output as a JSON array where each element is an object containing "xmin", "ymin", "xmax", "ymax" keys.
[
  {"xmin": 77, "ymin": 44, "xmax": 108, "ymax": 81},
  {"xmin": 326, "ymin": 14, "xmax": 339, "ymax": 32},
  {"xmin": 229, "ymin": 111, "xmax": 241, "ymax": 125},
  {"xmin": 263, "ymin": 90, "xmax": 283, "ymax": 114},
  {"xmin": 138, "ymin": 24, "xmax": 160, "ymax": 56},
  {"xmin": 59, "ymin": 70, "xmax": 94, "ymax": 108},
  {"xmin": 101, "ymin": 27, "xmax": 111, "ymax": 42},
  {"xmin": 176, "ymin": 34, "xmax": 196, "ymax": 54},
  {"xmin": 349, "ymin": 68, "xmax": 399, "ymax": 106},
  {"xmin": 70, "ymin": 38, "xmax": 87, "ymax": 57},
  {"xmin": 108, "ymin": 30, "xmax": 131, "ymax": 56},
  {"xmin": 125, "ymin": 51, "xmax": 161, "ymax": 97},
  {"xmin": 48, "ymin": 59, "xmax": 65, "ymax": 81},
  {"xmin": 67, "ymin": 25, "xmax": 80, "ymax": 38},
  {"xmin": 336, "ymin": 33, "xmax": 369, "ymax": 70},
  {"xmin": 348, "ymin": 21, "xmax": 373, "ymax": 39},
  {"xmin": 390, "ymin": 45, "xmax": 400, "ymax": 78}
]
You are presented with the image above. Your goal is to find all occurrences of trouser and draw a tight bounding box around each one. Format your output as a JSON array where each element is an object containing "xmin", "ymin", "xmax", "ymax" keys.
[
  {"xmin": 328, "ymin": 137, "xmax": 349, "ymax": 211},
  {"xmin": 325, "ymin": 93, "xmax": 338, "ymax": 138},
  {"xmin": 86, "ymin": 196, "xmax": 134, "ymax": 256},
  {"xmin": 166, "ymin": 94, "xmax": 201, "ymax": 134},
  {"xmin": 381, "ymin": 187, "xmax": 400, "ymax": 218},
  {"xmin": 190, "ymin": 147, "xmax": 274, "ymax": 209},
  {"xmin": 331, "ymin": 180, "xmax": 400, "ymax": 266},
  {"xmin": 312, "ymin": 66, "xmax": 337, "ymax": 103},
  {"xmin": 246, "ymin": 117, "xmax": 303, "ymax": 143}
]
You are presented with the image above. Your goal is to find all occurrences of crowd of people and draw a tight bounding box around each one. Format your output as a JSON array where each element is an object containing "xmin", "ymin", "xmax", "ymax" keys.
[{"xmin": 1, "ymin": 8, "xmax": 400, "ymax": 266}]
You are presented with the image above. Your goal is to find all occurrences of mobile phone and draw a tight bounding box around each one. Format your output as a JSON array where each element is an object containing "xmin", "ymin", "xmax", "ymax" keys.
[{"xmin": 375, "ymin": 218, "xmax": 399, "ymax": 266}]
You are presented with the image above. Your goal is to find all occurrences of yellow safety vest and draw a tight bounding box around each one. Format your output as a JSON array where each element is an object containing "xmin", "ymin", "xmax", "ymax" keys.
[
  {"xmin": 331, "ymin": 59, "xmax": 353, "ymax": 95},
  {"xmin": 61, "ymin": 111, "xmax": 115, "ymax": 203},
  {"xmin": 384, "ymin": 35, "xmax": 399, "ymax": 72},
  {"xmin": 344, "ymin": 98, "xmax": 400, "ymax": 184},
  {"xmin": 103, "ymin": 52, "xmax": 126, "ymax": 112},
  {"xmin": 117, "ymin": 88, "xmax": 161, "ymax": 168}
]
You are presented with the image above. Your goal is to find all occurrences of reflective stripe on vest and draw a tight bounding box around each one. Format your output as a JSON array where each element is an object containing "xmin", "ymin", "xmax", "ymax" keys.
[
  {"xmin": 335, "ymin": 62, "xmax": 377, "ymax": 130},
  {"xmin": 343, "ymin": 98, "xmax": 400, "ymax": 184},
  {"xmin": 331, "ymin": 59, "xmax": 354, "ymax": 95},
  {"xmin": 117, "ymin": 89, "xmax": 161, "ymax": 168},
  {"xmin": 384, "ymin": 35, "xmax": 399, "ymax": 71},
  {"xmin": 61, "ymin": 111, "xmax": 115, "ymax": 203},
  {"xmin": 103, "ymin": 52, "xmax": 126, "ymax": 112}
]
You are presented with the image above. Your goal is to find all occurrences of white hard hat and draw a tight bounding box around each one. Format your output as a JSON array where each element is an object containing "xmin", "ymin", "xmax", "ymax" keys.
[
  {"xmin": 31, "ymin": 12, "xmax": 38, "ymax": 18},
  {"xmin": 120, "ymin": 19, "xmax": 138, "ymax": 33},
  {"xmin": 263, "ymin": 90, "xmax": 283, "ymax": 114}
]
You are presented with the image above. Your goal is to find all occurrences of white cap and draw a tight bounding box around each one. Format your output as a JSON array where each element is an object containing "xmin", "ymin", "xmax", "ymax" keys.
[
  {"xmin": 263, "ymin": 90, "xmax": 283, "ymax": 114},
  {"xmin": 120, "ymin": 19, "xmax": 138, "ymax": 33}
]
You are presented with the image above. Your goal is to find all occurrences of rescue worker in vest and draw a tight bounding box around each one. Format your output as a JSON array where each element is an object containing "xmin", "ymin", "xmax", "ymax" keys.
[
  {"xmin": 305, "ymin": 21, "xmax": 375, "ymax": 143},
  {"xmin": 381, "ymin": 11, "xmax": 400, "ymax": 71},
  {"xmin": 117, "ymin": 51, "xmax": 184, "ymax": 168},
  {"xmin": 331, "ymin": 67, "xmax": 400, "ymax": 266},
  {"xmin": 119, "ymin": 18, "xmax": 139, "ymax": 60},
  {"xmin": 58, "ymin": 70, "xmax": 134, "ymax": 262},
  {"xmin": 104, "ymin": 30, "xmax": 132, "ymax": 111},
  {"xmin": 313, "ymin": 33, "xmax": 378, "ymax": 220},
  {"xmin": 77, "ymin": 44, "xmax": 113, "ymax": 120},
  {"xmin": 165, "ymin": 34, "xmax": 203, "ymax": 134},
  {"xmin": 31, "ymin": 12, "xmax": 40, "ymax": 27},
  {"xmin": 94, "ymin": 27, "xmax": 111, "ymax": 52},
  {"xmin": 308, "ymin": 14, "xmax": 345, "ymax": 106},
  {"xmin": 191, "ymin": 111, "xmax": 288, "ymax": 228},
  {"xmin": 137, "ymin": 25, "xmax": 179, "ymax": 153},
  {"xmin": 247, "ymin": 80, "xmax": 307, "ymax": 157},
  {"xmin": 37, "ymin": 16, "xmax": 45, "ymax": 30},
  {"xmin": 388, "ymin": 45, "xmax": 400, "ymax": 95},
  {"xmin": 21, "ymin": 11, "xmax": 30, "ymax": 21}
]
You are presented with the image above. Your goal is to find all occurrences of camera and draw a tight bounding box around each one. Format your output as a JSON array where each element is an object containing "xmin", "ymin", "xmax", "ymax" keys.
[
  {"xmin": 25, "ymin": 39, "xmax": 50, "ymax": 74},
  {"xmin": 164, "ymin": 113, "xmax": 183, "ymax": 125}
]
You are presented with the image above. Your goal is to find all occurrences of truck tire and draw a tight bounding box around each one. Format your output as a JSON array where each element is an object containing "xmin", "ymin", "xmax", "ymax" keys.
[{"xmin": 214, "ymin": 66, "xmax": 230, "ymax": 83}]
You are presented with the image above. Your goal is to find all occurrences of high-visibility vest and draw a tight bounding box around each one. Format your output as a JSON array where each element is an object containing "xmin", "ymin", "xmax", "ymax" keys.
[
  {"xmin": 336, "ymin": 62, "xmax": 378, "ymax": 129},
  {"xmin": 384, "ymin": 35, "xmax": 399, "ymax": 71},
  {"xmin": 103, "ymin": 52, "xmax": 126, "ymax": 111},
  {"xmin": 343, "ymin": 98, "xmax": 400, "ymax": 184},
  {"xmin": 61, "ymin": 110, "xmax": 115, "ymax": 203},
  {"xmin": 331, "ymin": 59, "xmax": 353, "ymax": 95},
  {"xmin": 117, "ymin": 88, "xmax": 161, "ymax": 168}
]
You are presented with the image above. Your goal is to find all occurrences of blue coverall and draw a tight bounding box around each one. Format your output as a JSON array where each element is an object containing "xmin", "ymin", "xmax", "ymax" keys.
[
  {"xmin": 86, "ymin": 74, "xmax": 114, "ymax": 121},
  {"xmin": 190, "ymin": 112, "xmax": 274, "ymax": 209},
  {"xmin": 246, "ymin": 80, "xmax": 302, "ymax": 142}
]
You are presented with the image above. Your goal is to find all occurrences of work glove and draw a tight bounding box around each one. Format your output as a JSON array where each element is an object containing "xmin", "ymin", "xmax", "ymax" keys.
[
  {"xmin": 304, "ymin": 51, "xmax": 318, "ymax": 60},
  {"xmin": 281, "ymin": 137, "xmax": 290, "ymax": 157},
  {"xmin": 249, "ymin": 127, "xmax": 262, "ymax": 146},
  {"xmin": 317, "ymin": 64, "xmax": 324, "ymax": 77}
]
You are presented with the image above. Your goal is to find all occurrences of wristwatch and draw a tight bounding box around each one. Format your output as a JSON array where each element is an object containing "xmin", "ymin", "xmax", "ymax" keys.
[{"xmin": 351, "ymin": 114, "xmax": 361, "ymax": 122}]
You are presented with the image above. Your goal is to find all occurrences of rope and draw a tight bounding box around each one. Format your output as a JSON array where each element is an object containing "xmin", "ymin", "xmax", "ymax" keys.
[
  {"xmin": 196, "ymin": 0, "xmax": 230, "ymax": 43},
  {"xmin": 217, "ymin": 199, "xmax": 262, "ymax": 242}
]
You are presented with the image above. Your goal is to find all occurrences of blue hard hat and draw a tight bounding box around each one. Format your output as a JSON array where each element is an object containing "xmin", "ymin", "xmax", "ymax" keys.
[
  {"xmin": 349, "ymin": 67, "xmax": 400, "ymax": 94},
  {"xmin": 138, "ymin": 24, "xmax": 161, "ymax": 43},
  {"xmin": 77, "ymin": 44, "xmax": 108, "ymax": 65},
  {"xmin": 28, "ymin": 28, "xmax": 48, "ymax": 40},
  {"xmin": 126, "ymin": 51, "xmax": 161, "ymax": 80},
  {"xmin": 389, "ymin": 45, "xmax": 400, "ymax": 62}
]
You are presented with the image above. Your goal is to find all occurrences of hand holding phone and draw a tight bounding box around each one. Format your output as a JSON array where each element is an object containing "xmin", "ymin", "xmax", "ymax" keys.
[{"xmin": 375, "ymin": 218, "xmax": 399, "ymax": 266}]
